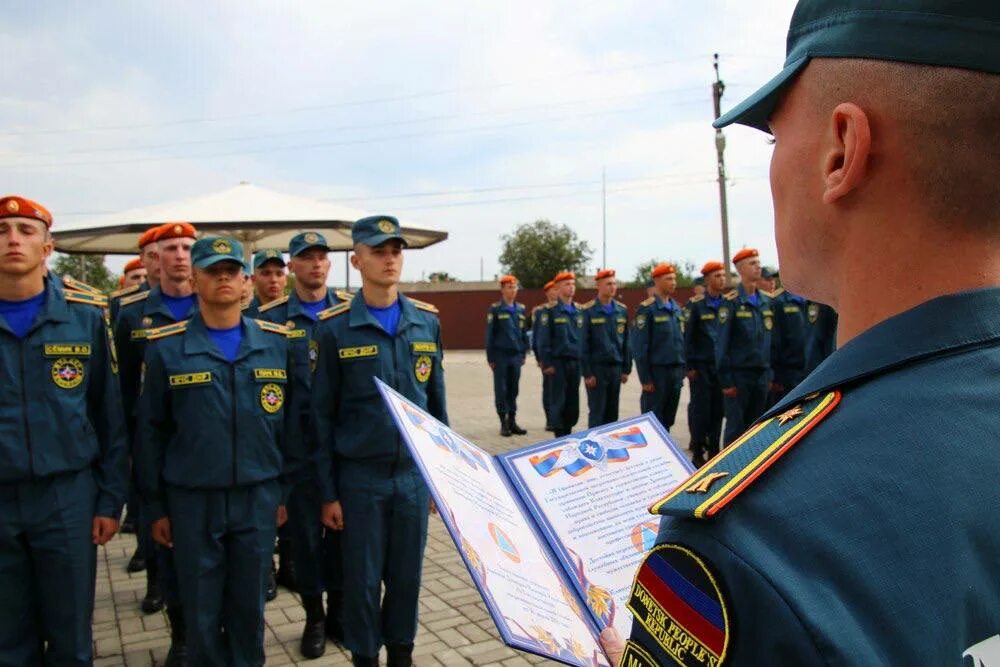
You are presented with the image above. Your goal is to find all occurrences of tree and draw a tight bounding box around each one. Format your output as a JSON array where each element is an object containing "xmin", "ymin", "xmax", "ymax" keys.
[
  {"xmin": 498, "ymin": 220, "xmax": 593, "ymax": 288},
  {"xmin": 51, "ymin": 253, "xmax": 117, "ymax": 292},
  {"xmin": 427, "ymin": 271, "xmax": 457, "ymax": 283},
  {"xmin": 628, "ymin": 259, "xmax": 698, "ymax": 288}
]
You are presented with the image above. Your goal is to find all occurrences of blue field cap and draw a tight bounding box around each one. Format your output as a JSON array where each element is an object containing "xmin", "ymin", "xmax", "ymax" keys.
[
  {"xmin": 288, "ymin": 231, "xmax": 330, "ymax": 257},
  {"xmin": 252, "ymin": 249, "xmax": 286, "ymax": 271},
  {"xmin": 352, "ymin": 215, "xmax": 407, "ymax": 248},
  {"xmin": 191, "ymin": 236, "xmax": 247, "ymax": 271},
  {"xmin": 715, "ymin": 0, "xmax": 1000, "ymax": 132}
]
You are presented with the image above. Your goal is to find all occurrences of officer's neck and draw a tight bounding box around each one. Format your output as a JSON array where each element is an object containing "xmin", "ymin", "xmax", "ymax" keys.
[
  {"xmin": 655, "ymin": 290, "xmax": 673, "ymax": 302},
  {"xmin": 200, "ymin": 301, "xmax": 241, "ymax": 329},
  {"xmin": 0, "ymin": 268, "xmax": 44, "ymax": 301},
  {"xmin": 160, "ymin": 277, "xmax": 193, "ymax": 298},
  {"xmin": 501, "ymin": 295, "xmax": 516, "ymax": 307},
  {"xmin": 361, "ymin": 282, "xmax": 398, "ymax": 308},
  {"xmin": 706, "ymin": 287, "xmax": 722, "ymax": 298},
  {"xmin": 295, "ymin": 282, "xmax": 327, "ymax": 303},
  {"xmin": 597, "ymin": 294, "xmax": 614, "ymax": 306},
  {"xmin": 740, "ymin": 278, "xmax": 757, "ymax": 295}
]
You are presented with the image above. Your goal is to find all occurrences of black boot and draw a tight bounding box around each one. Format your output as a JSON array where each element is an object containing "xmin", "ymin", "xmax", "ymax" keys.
[
  {"xmin": 325, "ymin": 591, "xmax": 344, "ymax": 644},
  {"xmin": 351, "ymin": 655, "xmax": 378, "ymax": 667},
  {"xmin": 387, "ymin": 643, "xmax": 414, "ymax": 667},
  {"xmin": 165, "ymin": 606, "xmax": 187, "ymax": 667},
  {"xmin": 299, "ymin": 595, "xmax": 326, "ymax": 659},
  {"xmin": 276, "ymin": 537, "xmax": 296, "ymax": 590},
  {"xmin": 266, "ymin": 561, "xmax": 278, "ymax": 602},
  {"xmin": 140, "ymin": 570, "xmax": 164, "ymax": 614},
  {"xmin": 127, "ymin": 548, "xmax": 146, "ymax": 573},
  {"xmin": 508, "ymin": 413, "xmax": 527, "ymax": 435},
  {"xmin": 499, "ymin": 412, "xmax": 512, "ymax": 437}
]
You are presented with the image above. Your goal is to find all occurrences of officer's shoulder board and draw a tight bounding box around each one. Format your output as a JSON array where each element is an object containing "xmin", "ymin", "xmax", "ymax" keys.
[
  {"xmin": 317, "ymin": 301, "xmax": 350, "ymax": 321},
  {"xmin": 490, "ymin": 300, "xmax": 502, "ymax": 309},
  {"xmin": 579, "ymin": 299, "xmax": 596, "ymax": 309},
  {"xmin": 257, "ymin": 294, "xmax": 288, "ymax": 313},
  {"xmin": 639, "ymin": 296, "xmax": 655, "ymax": 307},
  {"xmin": 530, "ymin": 303, "xmax": 544, "ymax": 315},
  {"xmin": 109, "ymin": 283, "xmax": 141, "ymax": 299},
  {"xmin": 771, "ymin": 287, "xmax": 786, "ymax": 298},
  {"xmin": 723, "ymin": 290, "xmax": 738, "ymax": 301},
  {"xmin": 255, "ymin": 319, "xmax": 289, "ymax": 335},
  {"xmin": 614, "ymin": 299, "xmax": 627, "ymax": 309},
  {"xmin": 146, "ymin": 320, "xmax": 189, "ymax": 341},
  {"xmin": 648, "ymin": 390, "xmax": 842, "ymax": 519},
  {"xmin": 335, "ymin": 289, "xmax": 354, "ymax": 302},
  {"xmin": 760, "ymin": 289, "xmax": 776, "ymax": 299},
  {"xmin": 516, "ymin": 301, "xmax": 526, "ymax": 311},
  {"xmin": 688, "ymin": 294, "xmax": 705, "ymax": 304},
  {"xmin": 65, "ymin": 290, "xmax": 108, "ymax": 308},
  {"xmin": 410, "ymin": 297, "xmax": 439, "ymax": 314},
  {"xmin": 119, "ymin": 290, "xmax": 151, "ymax": 307},
  {"xmin": 61, "ymin": 274, "xmax": 103, "ymax": 295}
]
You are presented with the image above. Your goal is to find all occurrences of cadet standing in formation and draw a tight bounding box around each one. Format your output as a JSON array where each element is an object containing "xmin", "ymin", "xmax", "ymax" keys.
[
  {"xmin": 136, "ymin": 236, "xmax": 292, "ymax": 666},
  {"xmin": 312, "ymin": 216, "xmax": 447, "ymax": 667},
  {"xmin": 109, "ymin": 227, "xmax": 159, "ymax": 323},
  {"xmin": 683, "ymin": 261, "xmax": 727, "ymax": 466},
  {"xmin": 535, "ymin": 271, "xmax": 582, "ymax": 437},
  {"xmin": 0, "ymin": 196, "xmax": 127, "ymax": 665},
  {"xmin": 531, "ymin": 279, "xmax": 558, "ymax": 431},
  {"xmin": 603, "ymin": 1, "xmax": 999, "ymax": 663},
  {"xmin": 258, "ymin": 231, "xmax": 350, "ymax": 658},
  {"xmin": 120, "ymin": 257, "xmax": 147, "ymax": 289},
  {"xmin": 716, "ymin": 247, "xmax": 774, "ymax": 445},
  {"xmin": 485, "ymin": 274, "xmax": 529, "ymax": 437},
  {"xmin": 805, "ymin": 300, "xmax": 837, "ymax": 372},
  {"xmin": 766, "ymin": 268, "xmax": 809, "ymax": 406},
  {"xmin": 580, "ymin": 269, "xmax": 630, "ymax": 428},
  {"xmin": 245, "ymin": 248, "xmax": 287, "ymax": 317},
  {"xmin": 633, "ymin": 263, "xmax": 685, "ymax": 433}
]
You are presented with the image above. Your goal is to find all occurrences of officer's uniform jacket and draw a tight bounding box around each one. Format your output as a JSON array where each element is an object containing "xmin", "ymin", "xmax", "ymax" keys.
[
  {"xmin": 683, "ymin": 292, "xmax": 725, "ymax": 365},
  {"xmin": 632, "ymin": 294, "xmax": 685, "ymax": 385},
  {"xmin": 485, "ymin": 300, "xmax": 529, "ymax": 363},
  {"xmin": 579, "ymin": 299, "xmax": 630, "ymax": 378},
  {"xmin": 310, "ymin": 293, "xmax": 448, "ymax": 503},
  {"xmin": 530, "ymin": 303, "xmax": 550, "ymax": 359},
  {"xmin": 135, "ymin": 314, "xmax": 294, "ymax": 522},
  {"xmin": 0, "ymin": 277, "xmax": 127, "ymax": 517},
  {"xmin": 535, "ymin": 300, "xmax": 583, "ymax": 368},
  {"xmin": 109, "ymin": 281, "xmax": 148, "ymax": 324},
  {"xmin": 805, "ymin": 301, "xmax": 838, "ymax": 373},
  {"xmin": 715, "ymin": 285, "xmax": 774, "ymax": 387},
  {"xmin": 770, "ymin": 287, "xmax": 808, "ymax": 371}
]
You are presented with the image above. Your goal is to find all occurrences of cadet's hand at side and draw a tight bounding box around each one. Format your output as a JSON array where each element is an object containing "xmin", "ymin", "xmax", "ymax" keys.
[
  {"xmin": 92, "ymin": 516, "xmax": 119, "ymax": 546},
  {"xmin": 584, "ymin": 375, "xmax": 597, "ymax": 389},
  {"xmin": 152, "ymin": 517, "xmax": 173, "ymax": 548},
  {"xmin": 641, "ymin": 382, "xmax": 655, "ymax": 393},
  {"xmin": 276, "ymin": 505, "xmax": 288, "ymax": 528},
  {"xmin": 723, "ymin": 386, "xmax": 738, "ymax": 398},
  {"xmin": 322, "ymin": 501, "xmax": 344, "ymax": 531},
  {"xmin": 543, "ymin": 366, "xmax": 556, "ymax": 376},
  {"xmin": 620, "ymin": 374, "xmax": 629, "ymax": 384},
  {"xmin": 599, "ymin": 626, "xmax": 625, "ymax": 666},
  {"xmin": 686, "ymin": 369, "xmax": 698, "ymax": 381}
]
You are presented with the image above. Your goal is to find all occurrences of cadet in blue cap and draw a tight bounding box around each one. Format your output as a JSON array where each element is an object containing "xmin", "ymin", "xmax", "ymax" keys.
[
  {"xmin": 0, "ymin": 196, "xmax": 127, "ymax": 665},
  {"xmin": 136, "ymin": 235, "xmax": 293, "ymax": 666},
  {"xmin": 535, "ymin": 270, "xmax": 583, "ymax": 437},
  {"xmin": 245, "ymin": 248, "xmax": 287, "ymax": 317},
  {"xmin": 632, "ymin": 263, "xmax": 686, "ymax": 433},
  {"xmin": 258, "ymin": 231, "xmax": 352, "ymax": 658},
  {"xmin": 485, "ymin": 274, "xmax": 529, "ymax": 437},
  {"xmin": 765, "ymin": 268, "xmax": 810, "ymax": 406},
  {"xmin": 603, "ymin": 1, "xmax": 1000, "ymax": 664},
  {"xmin": 580, "ymin": 269, "xmax": 631, "ymax": 427},
  {"xmin": 683, "ymin": 261, "xmax": 727, "ymax": 467},
  {"xmin": 311, "ymin": 215, "xmax": 447, "ymax": 667}
]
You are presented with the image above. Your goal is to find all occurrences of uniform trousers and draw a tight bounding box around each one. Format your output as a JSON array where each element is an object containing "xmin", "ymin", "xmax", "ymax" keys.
[
  {"xmin": 723, "ymin": 367, "xmax": 770, "ymax": 445},
  {"xmin": 586, "ymin": 363, "xmax": 623, "ymax": 428},
  {"xmin": 549, "ymin": 358, "xmax": 581, "ymax": 436},
  {"xmin": 491, "ymin": 353, "xmax": 523, "ymax": 415},
  {"xmin": 687, "ymin": 361, "xmax": 724, "ymax": 458},
  {"xmin": 768, "ymin": 366, "xmax": 806, "ymax": 409},
  {"xmin": 286, "ymin": 472, "xmax": 341, "ymax": 598},
  {"xmin": 640, "ymin": 365, "xmax": 685, "ymax": 432}
]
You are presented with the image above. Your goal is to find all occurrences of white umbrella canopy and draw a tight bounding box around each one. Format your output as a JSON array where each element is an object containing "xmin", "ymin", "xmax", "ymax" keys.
[{"xmin": 52, "ymin": 183, "xmax": 448, "ymax": 256}]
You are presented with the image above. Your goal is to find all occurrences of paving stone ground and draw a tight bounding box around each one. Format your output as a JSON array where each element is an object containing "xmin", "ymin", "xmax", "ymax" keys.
[{"xmin": 98, "ymin": 350, "xmax": 693, "ymax": 666}]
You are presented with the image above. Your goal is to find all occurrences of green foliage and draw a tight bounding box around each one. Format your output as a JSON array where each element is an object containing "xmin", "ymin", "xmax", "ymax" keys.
[
  {"xmin": 427, "ymin": 271, "xmax": 457, "ymax": 283},
  {"xmin": 628, "ymin": 259, "xmax": 698, "ymax": 288},
  {"xmin": 498, "ymin": 220, "xmax": 593, "ymax": 289},
  {"xmin": 51, "ymin": 254, "xmax": 117, "ymax": 292}
]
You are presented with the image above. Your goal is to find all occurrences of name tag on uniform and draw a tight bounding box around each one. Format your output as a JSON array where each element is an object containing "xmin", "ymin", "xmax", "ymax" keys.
[
  {"xmin": 44, "ymin": 343, "xmax": 91, "ymax": 357},
  {"xmin": 412, "ymin": 342, "xmax": 438, "ymax": 353},
  {"xmin": 131, "ymin": 330, "xmax": 148, "ymax": 340},
  {"xmin": 497, "ymin": 313, "xmax": 511, "ymax": 319},
  {"xmin": 736, "ymin": 311, "xmax": 752, "ymax": 318},
  {"xmin": 254, "ymin": 368, "xmax": 287, "ymax": 380},
  {"xmin": 339, "ymin": 345, "xmax": 378, "ymax": 360},
  {"xmin": 590, "ymin": 317, "xmax": 607, "ymax": 324},
  {"xmin": 654, "ymin": 316, "xmax": 669, "ymax": 322},
  {"xmin": 700, "ymin": 314, "xmax": 716, "ymax": 320},
  {"xmin": 287, "ymin": 329, "xmax": 307, "ymax": 339},
  {"xmin": 553, "ymin": 317, "xmax": 568, "ymax": 324},
  {"xmin": 763, "ymin": 310, "xmax": 774, "ymax": 317},
  {"xmin": 783, "ymin": 306, "xmax": 801, "ymax": 313},
  {"xmin": 169, "ymin": 372, "xmax": 212, "ymax": 387}
]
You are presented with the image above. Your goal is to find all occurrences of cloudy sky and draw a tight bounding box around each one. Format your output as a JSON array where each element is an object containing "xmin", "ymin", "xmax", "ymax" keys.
[{"xmin": 2, "ymin": 0, "xmax": 797, "ymax": 283}]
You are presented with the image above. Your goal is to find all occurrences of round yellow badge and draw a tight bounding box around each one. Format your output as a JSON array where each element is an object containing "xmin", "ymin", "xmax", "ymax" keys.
[
  {"xmin": 309, "ymin": 340, "xmax": 319, "ymax": 373},
  {"xmin": 141, "ymin": 316, "xmax": 153, "ymax": 327},
  {"xmin": 212, "ymin": 238, "xmax": 232, "ymax": 254},
  {"xmin": 377, "ymin": 219, "xmax": 396, "ymax": 234},
  {"xmin": 304, "ymin": 232, "xmax": 318, "ymax": 243},
  {"xmin": 414, "ymin": 355, "xmax": 432, "ymax": 383},
  {"xmin": 808, "ymin": 303, "xmax": 820, "ymax": 324},
  {"xmin": 764, "ymin": 316, "xmax": 773, "ymax": 331},
  {"xmin": 52, "ymin": 358, "xmax": 85, "ymax": 389},
  {"xmin": 260, "ymin": 383, "xmax": 284, "ymax": 413},
  {"xmin": 6, "ymin": 199, "xmax": 19, "ymax": 213},
  {"xmin": 718, "ymin": 307, "xmax": 729, "ymax": 324}
]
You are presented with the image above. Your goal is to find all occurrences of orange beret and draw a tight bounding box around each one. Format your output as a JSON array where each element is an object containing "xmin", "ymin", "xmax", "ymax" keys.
[
  {"xmin": 732, "ymin": 247, "xmax": 759, "ymax": 264},
  {"xmin": 701, "ymin": 261, "xmax": 725, "ymax": 275},
  {"xmin": 553, "ymin": 271, "xmax": 576, "ymax": 283},
  {"xmin": 650, "ymin": 263, "xmax": 675, "ymax": 278},
  {"xmin": 543, "ymin": 280, "xmax": 555, "ymax": 291},
  {"xmin": 595, "ymin": 268, "xmax": 616, "ymax": 281},
  {"xmin": 0, "ymin": 195, "xmax": 53, "ymax": 228},
  {"xmin": 118, "ymin": 276, "xmax": 126, "ymax": 288},
  {"xmin": 137, "ymin": 227, "xmax": 160, "ymax": 248},
  {"xmin": 499, "ymin": 274, "xmax": 518, "ymax": 286},
  {"xmin": 154, "ymin": 221, "xmax": 197, "ymax": 242},
  {"xmin": 123, "ymin": 257, "xmax": 144, "ymax": 274}
]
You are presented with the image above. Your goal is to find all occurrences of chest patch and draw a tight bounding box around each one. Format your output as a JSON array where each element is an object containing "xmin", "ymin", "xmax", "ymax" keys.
[
  {"xmin": 260, "ymin": 383, "xmax": 284, "ymax": 413},
  {"xmin": 414, "ymin": 355, "xmax": 432, "ymax": 383},
  {"xmin": 51, "ymin": 358, "xmax": 85, "ymax": 389},
  {"xmin": 254, "ymin": 368, "xmax": 287, "ymax": 381}
]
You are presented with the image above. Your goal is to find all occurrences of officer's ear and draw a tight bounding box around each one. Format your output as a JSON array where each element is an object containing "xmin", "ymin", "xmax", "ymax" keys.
[
  {"xmin": 349, "ymin": 248, "xmax": 362, "ymax": 271},
  {"xmin": 822, "ymin": 102, "xmax": 871, "ymax": 205}
]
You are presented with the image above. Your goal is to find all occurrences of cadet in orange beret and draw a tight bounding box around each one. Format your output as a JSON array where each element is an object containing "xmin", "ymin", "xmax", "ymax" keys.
[
  {"xmin": 531, "ymin": 280, "xmax": 560, "ymax": 430},
  {"xmin": 580, "ymin": 269, "xmax": 631, "ymax": 427},
  {"xmin": 485, "ymin": 275, "xmax": 530, "ymax": 436},
  {"xmin": 535, "ymin": 271, "xmax": 583, "ymax": 436},
  {"xmin": 122, "ymin": 257, "xmax": 147, "ymax": 288}
]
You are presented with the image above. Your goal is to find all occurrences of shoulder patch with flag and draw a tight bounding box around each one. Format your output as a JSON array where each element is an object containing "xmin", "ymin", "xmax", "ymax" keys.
[{"xmin": 649, "ymin": 390, "xmax": 841, "ymax": 519}]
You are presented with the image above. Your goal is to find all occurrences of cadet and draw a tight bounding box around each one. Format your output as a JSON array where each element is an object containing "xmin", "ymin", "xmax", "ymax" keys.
[
  {"xmin": 535, "ymin": 271, "xmax": 583, "ymax": 437},
  {"xmin": 531, "ymin": 280, "xmax": 558, "ymax": 431},
  {"xmin": 245, "ymin": 248, "xmax": 287, "ymax": 316},
  {"xmin": 632, "ymin": 263, "xmax": 685, "ymax": 433},
  {"xmin": 109, "ymin": 227, "xmax": 160, "ymax": 323},
  {"xmin": 136, "ymin": 236, "xmax": 292, "ymax": 666},
  {"xmin": 485, "ymin": 274, "xmax": 529, "ymax": 437},
  {"xmin": 114, "ymin": 222, "xmax": 198, "ymax": 661},
  {"xmin": 716, "ymin": 248, "xmax": 774, "ymax": 445},
  {"xmin": 805, "ymin": 300, "xmax": 837, "ymax": 372},
  {"xmin": 0, "ymin": 196, "xmax": 127, "ymax": 665},
  {"xmin": 258, "ymin": 231, "xmax": 350, "ymax": 658},
  {"xmin": 767, "ymin": 269, "xmax": 809, "ymax": 406},
  {"xmin": 580, "ymin": 269, "xmax": 630, "ymax": 428},
  {"xmin": 602, "ymin": 2, "xmax": 1000, "ymax": 664},
  {"xmin": 683, "ymin": 261, "xmax": 727, "ymax": 466},
  {"xmin": 312, "ymin": 216, "xmax": 447, "ymax": 667},
  {"xmin": 122, "ymin": 257, "xmax": 147, "ymax": 289}
]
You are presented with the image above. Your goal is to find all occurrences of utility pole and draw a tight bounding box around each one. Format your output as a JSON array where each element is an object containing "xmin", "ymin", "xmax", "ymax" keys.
[
  {"xmin": 601, "ymin": 167, "xmax": 607, "ymax": 269},
  {"xmin": 712, "ymin": 54, "xmax": 733, "ymax": 280}
]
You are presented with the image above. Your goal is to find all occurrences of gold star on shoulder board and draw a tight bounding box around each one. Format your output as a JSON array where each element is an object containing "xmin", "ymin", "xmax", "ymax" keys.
[{"xmin": 777, "ymin": 405, "xmax": 804, "ymax": 426}]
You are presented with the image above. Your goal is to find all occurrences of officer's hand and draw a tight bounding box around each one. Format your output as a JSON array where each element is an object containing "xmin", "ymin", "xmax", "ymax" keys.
[
  {"xmin": 152, "ymin": 517, "xmax": 173, "ymax": 548},
  {"xmin": 599, "ymin": 626, "xmax": 625, "ymax": 666},
  {"xmin": 620, "ymin": 374, "xmax": 629, "ymax": 385},
  {"xmin": 770, "ymin": 382, "xmax": 784, "ymax": 392},
  {"xmin": 641, "ymin": 382, "xmax": 655, "ymax": 393},
  {"xmin": 584, "ymin": 376, "xmax": 597, "ymax": 388},
  {"xmin": 322, "ymin": 501, "xmax": 344, "ymax": 531},
  {"xmin": 488, "ymin": 362, "xmax": 496, "ymax": 370},
  {"xmin": 92, "ymin": 516, "xmax": 119, "ymax": 546},
  {"xmin": 686, "ymin": 369, "xmax": 698, "ymax": 381},
  {"xmin": 723, "ymin": 386, "xmax": 738, "ymax": 398},
  {"xmin": 543, "ymin": 366, "xmax": 556, "ymax": 376},
  {"xmin": 429, "ymin": 498, "xmax": 437, "ymax": 515},
  {"xmin": 276, "ymin": 505, "xmax": 288, "ymax": 528}
]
